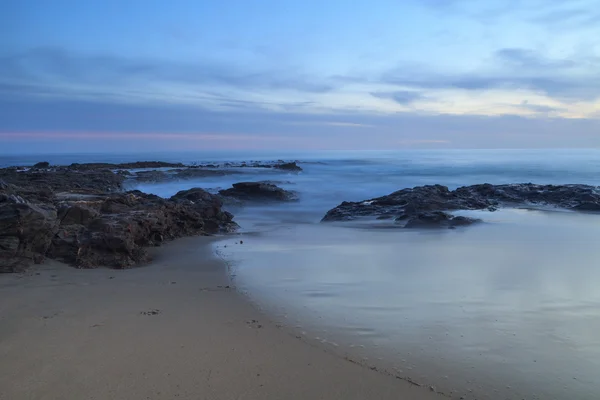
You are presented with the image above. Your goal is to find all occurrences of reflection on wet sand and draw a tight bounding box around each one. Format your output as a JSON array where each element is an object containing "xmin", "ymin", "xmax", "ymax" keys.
[{"xmin": 219, "ymin": 209, "xmax": 600, "ymax": 400}]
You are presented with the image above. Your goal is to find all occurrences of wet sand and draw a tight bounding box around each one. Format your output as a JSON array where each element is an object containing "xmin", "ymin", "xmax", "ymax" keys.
[{"xmin": 0, "ymin": 236, "xmax": 443, "ymax": 400}]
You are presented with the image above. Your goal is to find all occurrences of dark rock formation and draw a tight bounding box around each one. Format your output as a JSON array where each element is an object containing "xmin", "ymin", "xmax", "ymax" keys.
[
  {"xmin": 132, "ymin": 170, "xmax": 171, "ymax": 182},
  {"xmin": 48, "ymin": 190, "xmax": 236, "ymax": 269},
  {"xmin": 274, "ymin": 162, "xmax": 302, "ymax": 171},
  {"xmin": 68, "ymin": 161, "xmax": 185, "ymax": 170},
  {"xmin": 322, "ymin": 183, "xmax": 600, "ymax": 228},
  {"xmin": 0, "ymin": 166, "xmax": 237, "ymax": 272},
  {"xmin": 403, "ymin": 212, "xmax": 480, "ymax": 229},
  {"xmin": 172, "ymin": 168, "xmax": 237, "ymax": 180},
  {"xmin": 0, "ymin": 168, "xmax": 125, "ymax": 194},
  {"xmin": 0, "ymin": 198, "xmax": 59, "ymax": 272},
  {"xmin": 33, "ymin": 161, "xmax": 50, "ymax": 169},
  {"xmin": 219, "ymin": 182, "xmax": 297, "ymax": 202}
]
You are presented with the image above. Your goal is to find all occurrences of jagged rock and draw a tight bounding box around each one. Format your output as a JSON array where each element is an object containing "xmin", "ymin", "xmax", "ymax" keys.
[
  {"xmin": 219, "ymin": 182, "xmax": 297, "ymax": 202},
  {"xmin": 58, "ymin": 203, "xmax": 100, "ymax": 225},
  {"xmin": 403, "ymin": 212, "xmax": 480, "ymax": 229},
  {"xmin": 48, "ymin": 190, "xmax": 237, "ymax": 269},
  {"xmin": 33, "ymin": 161, "xmax": 50, "ymax": 169},
  {"xmin": 68, "ymin": 161, "xmax": 185, "ymax": 170},
  {"xmin": 0, "ymin": 199, "xmax": 59, "ymax": 272},
  {"xmin": 0, "ymin": 164, "xmax": 238, "ymax": 272},
  {"xmin": 133, "ymin": 170, "xmax": 171, "ymax": 182},
  {"xmin": 322, "ymin": 183, "xmax": 600, "ymax": 227},
  {"xmin": 173, "ymin": 168, "xmax": 236, "ymax": 180},
  {"xmin": 0, "ymin": 168, "xmax": 125, "ymax": 194},
  {"xmin": 274, "ymin": 162, "xmax": 302, "ymax": 171}
]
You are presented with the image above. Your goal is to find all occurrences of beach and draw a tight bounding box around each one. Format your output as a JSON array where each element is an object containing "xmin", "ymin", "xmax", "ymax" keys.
[
  {"xmin": 0, "ymin": 236, "xmax": 443, "ymax": 400},
  {"xmin": 2, "ymin": 149, "xmax": 600, "ymax": 399}
]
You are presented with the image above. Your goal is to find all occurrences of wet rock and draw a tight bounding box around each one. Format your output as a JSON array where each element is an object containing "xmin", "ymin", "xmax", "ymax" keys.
[
  {"xmin": 0, "ymin": 168, "xmax": 125, "ymax": 194},
  {"xmin": 58, "ymin": 203, "xmax": 99, "ymax": 225},
  {"xmin": 133, "ymin": 170, "xmax": 171, "ymax": 183},
  {"xmin": 219, "ymin": 182, "xmax": 298, "ymax": 202},
  {"xmin": 322, "ymin": 183, "xmax": 600, "ymax": 227},
  {"xmin": 0, "ymin": 165, "xmax": 238, "ymax": 272},
  {"xmin": 0, "ymin": 200, "xmax": 59, "ymax": 273},
  {"xmin": 33, "ymin": 161, "xmax": 50, "ymax": 169},
  {"xmin": 172, "ymin": 168, "xmax": 236, "ymax": 180},
  {"xmin": 274, "ymin": 162, "xmax": 302, "ymax": 172},
  {"xmin": 571, "ymin": 202, "xmax": 600, "ymax": 211},
  {"xmin": 49, "ymin": 190, "xmax": 237, "ymax": 269},
  {"xmin": 69, "ymin": 161, "xmax": 184, "ymax": 170},
  {"xmin": 403, "ymin": 212, "xmax": 480, "ymax": 229}
]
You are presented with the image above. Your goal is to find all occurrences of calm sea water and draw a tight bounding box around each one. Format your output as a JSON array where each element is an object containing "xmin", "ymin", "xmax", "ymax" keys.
[{"xmin": 4, "ymin": 149, "xmax": 600, "ymax": 399}]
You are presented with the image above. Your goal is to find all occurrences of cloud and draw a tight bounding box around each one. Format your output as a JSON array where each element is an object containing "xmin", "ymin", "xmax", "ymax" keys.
[
  {"xmin": 1, "ymin": 97, "xmax": 599, "ymax": 151},
  {"xmin": 531, "ymin": 3, "xmax": 600, "ymax": 28},
  {"xmin": 0, "ymin": 47, "xmax": 335, "ymax": 101},
  {"xmin": 382, "ymin": 48, "xmax": 600, "ymax": 102},
  {"xmin": 370, "ymin": 90, "xmax": 427, "ymax": 105},
  {"xmin": 519, "ymin": 100, "xmax": 565, "ymax": 114},
  {"xmin": 495, "ymin": 48, "xmax": 576, "ymax": 70}
]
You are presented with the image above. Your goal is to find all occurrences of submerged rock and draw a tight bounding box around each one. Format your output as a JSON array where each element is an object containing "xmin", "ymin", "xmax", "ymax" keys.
[
  {"xmin": 403, "ymin": 212, "xmax": 481, "ymax": 229},
  {"xmin": 322, "ymin": 183, "xmax": 600, "ymax": 228},
  {"xmin": 274, "ymin": 162, "xmax": 302, "ymax": 172},
  {"xmin": 133, "ymin": 170, "xmax": 171, "ymax": 183},
  {"xmin": 219, "ymin": 182, "xmax": 298, "ymax": 202}
]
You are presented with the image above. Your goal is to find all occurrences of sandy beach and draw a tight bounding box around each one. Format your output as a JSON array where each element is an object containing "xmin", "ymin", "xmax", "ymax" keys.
[{"xmin": 0, "ymin": 236, "xmax": 443, "ymax": 400}]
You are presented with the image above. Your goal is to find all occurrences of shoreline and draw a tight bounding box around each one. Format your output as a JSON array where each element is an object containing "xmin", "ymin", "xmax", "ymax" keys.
[{"xmin": 0, "ymin": 235, "xmax": 444, "ymax": 400}]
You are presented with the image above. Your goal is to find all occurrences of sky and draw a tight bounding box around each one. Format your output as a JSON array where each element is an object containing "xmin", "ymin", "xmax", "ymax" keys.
[{"xmin": 1, "ymin": 0, "xmax": 600, "ymax": 153}]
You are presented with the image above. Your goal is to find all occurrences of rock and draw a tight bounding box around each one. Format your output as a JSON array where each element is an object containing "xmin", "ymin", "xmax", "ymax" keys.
[
  {"xmin": 274, "ymin": 162, "xmax": 302, "ymax": 172},
  {"xmin": 322, "ymin": 183, "xmax": 600, "ymax": 227},
  {"xmin": 403, "ymin": 212, "xmax": 480, "ymax": 229},
  {"xmin": 219, "ymin": 182, "xmax": 298, "ymax": 202},
  {"xmin": 172, "ymin": 168, "xmax": 236, "ymax": 180},
  {"xmin": 33, "ymin": 161, "xmax": 50, "ymax": 169},
  {"xmin": 69, "ymin": 161, "xmax": 185, "ymax": 170},
  {"xmin": 0, "ymin": 168, "xmax": 125, "ymax": 194},
  {"xmin": 49, "ymin": 190, "xmax": 237, "ymax": 269},
  {"xmin": 133, "ymin": 170, "xmax": 171, "ymax": 183},
  {"xmin": 0, "ymin": 200, "xmax": 59, "ymax": 273},
  {"xmin": 0, "ymin": 164, "xmax": 239, "ymax": 272},
  {"xmin": 58, "ymin": 203, "xmax": 99, "ymax": 225},
  {"xmin": 572, "ymin": 202, "xmax": 600, "ymax": 211}
]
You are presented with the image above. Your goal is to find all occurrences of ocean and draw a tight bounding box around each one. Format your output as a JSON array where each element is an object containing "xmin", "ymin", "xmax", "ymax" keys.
[{"xmin": 3, "ymin": 149, "xmax": 600, "ymax": 399}]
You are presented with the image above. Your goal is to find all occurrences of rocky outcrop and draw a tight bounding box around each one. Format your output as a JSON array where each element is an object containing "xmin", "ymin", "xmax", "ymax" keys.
[
  {"xmin": 402, "ymin": 212, "xmax": 480, "ymax": 229},
  {"xmin": 219, "ymin": 182, "xmax": 298, "ymax": 202},
  {"xmin": 68, "ymin": 161, "xmax": 185, "ymax": 170},
  {"xmin": 33, "ymin": 161, "xmax": 50, "ymax": 169},
  {"xmin": 274, "ymin": 162, "xmax": 302, "ymax": 171},
  {"xmin": 0, "ymin": 168, "xmax": 125, "ymax": 194},
  {"xmin": 48, "ymin": 189, "xmax": 236, "ymax": 269},
  {"xmin": 0, "ymin": 197, "xmax": 59, "ymax": 273},
  {"xmin": 322, "ymin": 183, "xmax": 600, "ymax": 228},
  {"xmin": 0, "ymin": 167, "xmax": 237, "ymax": 272},
  {"xmin": 172, "ymin": 168, "xmax": 237, "ymax": 180}
]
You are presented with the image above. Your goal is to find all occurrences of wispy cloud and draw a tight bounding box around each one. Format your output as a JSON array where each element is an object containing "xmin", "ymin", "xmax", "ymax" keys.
[
  {"xmin": 382, "ymin": 48, "xmax": 600, "ymax": 102},
  {"xmin": 0, "ymin": 47, "xmax": 335, "ymax": 100},
  {"xmin": 518, "ymin": 100, "xmax": 565, "ymax": 114},
  {"xmin": 370, "ymin": 90, "xmax": 427, "ymax": 105}
]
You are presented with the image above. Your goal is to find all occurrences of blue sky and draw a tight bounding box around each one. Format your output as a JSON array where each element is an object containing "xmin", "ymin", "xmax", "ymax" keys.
[{"xmin": 1, "ymin": 0, "xmax": 599, "ymax": 153}]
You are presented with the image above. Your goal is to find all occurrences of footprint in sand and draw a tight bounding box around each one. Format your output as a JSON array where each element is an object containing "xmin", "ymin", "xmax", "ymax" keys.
[{"xmin": 140, "ymin": 309, "xmax": 161, "ymax": 316}]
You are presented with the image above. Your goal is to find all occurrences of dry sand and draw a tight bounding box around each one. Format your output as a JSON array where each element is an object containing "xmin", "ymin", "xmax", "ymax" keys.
[{"xmin": 0, "ymin": 236, "xmax": 444, "ymax": 400}]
